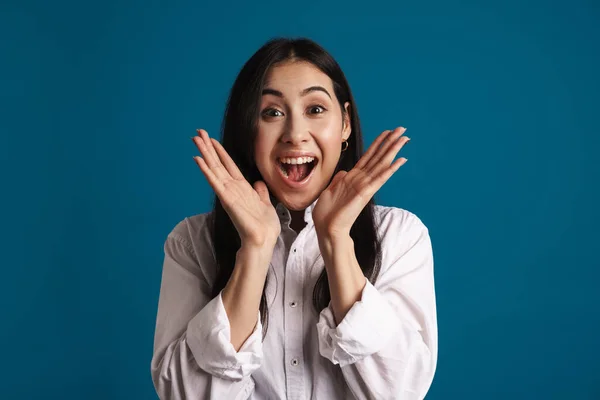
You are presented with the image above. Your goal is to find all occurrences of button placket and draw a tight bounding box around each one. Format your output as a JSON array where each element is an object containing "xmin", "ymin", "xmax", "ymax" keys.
[{"xmin": 283, "ymin": 233, "xmax": 306, "ymax": 400}]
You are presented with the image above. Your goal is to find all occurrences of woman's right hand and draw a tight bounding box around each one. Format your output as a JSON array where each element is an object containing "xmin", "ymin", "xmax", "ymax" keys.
[{"xmin": 192, "ymin": 129, "xmax": 281, "ymax": 250}]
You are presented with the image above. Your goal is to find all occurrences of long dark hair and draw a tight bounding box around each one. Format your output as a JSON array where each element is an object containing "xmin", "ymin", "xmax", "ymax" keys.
[{"xmin": 209, "ymin": 37, "xmax": 382, "ymax": 335}]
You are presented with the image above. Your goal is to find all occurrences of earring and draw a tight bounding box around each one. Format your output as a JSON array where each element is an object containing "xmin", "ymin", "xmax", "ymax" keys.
[{"xmin": 341, "ymin": 139, "xmax": 349, "ymax": 152}]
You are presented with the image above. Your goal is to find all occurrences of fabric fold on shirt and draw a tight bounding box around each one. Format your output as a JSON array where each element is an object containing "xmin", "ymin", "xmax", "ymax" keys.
[
  {"xmin": 152, "ymin": 205, "xmax": 438, "ymax": 399},
  {"xmin": 316, "ymin": 280, "xmax": 399, "ymax": 367},
  {"xmin": 186, "ymin": 291, "xmax": 263, "ymax": 380}
]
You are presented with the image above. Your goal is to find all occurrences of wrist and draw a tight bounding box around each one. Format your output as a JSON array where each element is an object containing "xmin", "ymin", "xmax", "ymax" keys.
[
  {"xmin": 315, "ymin": 223, "xmax": 350, "ymax": 240},
  {"xmin": 316, "ymin": 230, "xmax": 352, "ymax": 245},
  {"xmin": 317, "ymin": 232, "xmax": 353, "ymax": 260},
  {"xmin": 238, "ymin": 242, "xmax": 275, "ymax": 268}
]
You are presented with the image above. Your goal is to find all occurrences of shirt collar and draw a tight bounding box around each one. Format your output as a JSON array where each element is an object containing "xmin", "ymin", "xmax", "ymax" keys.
[{"xmin": 275, "ymin": 197, "xmax": 319, "ymax": 225}]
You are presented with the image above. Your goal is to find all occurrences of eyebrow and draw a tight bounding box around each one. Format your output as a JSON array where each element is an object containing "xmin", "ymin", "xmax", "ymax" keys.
[{"xmin": 262, "ymin": 85, "xmax": 332, "ymax": 99}]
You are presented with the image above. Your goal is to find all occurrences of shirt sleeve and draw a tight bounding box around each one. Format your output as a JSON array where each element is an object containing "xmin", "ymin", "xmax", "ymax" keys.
[
  {"xmin": 151, "ymin": 227, "xmax": 263, "ymax": 400},
  {"xmin": 316, "ymin": 213, "xmax": 438, "ymax": 400}
]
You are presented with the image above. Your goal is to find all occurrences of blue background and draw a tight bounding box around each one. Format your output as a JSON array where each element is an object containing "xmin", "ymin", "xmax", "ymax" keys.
[{"xmin": 1, "ymin": 0, "xmax": 598, "ymax": 398}]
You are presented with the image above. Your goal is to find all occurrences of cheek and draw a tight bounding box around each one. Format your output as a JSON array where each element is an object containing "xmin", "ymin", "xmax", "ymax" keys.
[
  {"xmin": 315, "ymin": 119, "xmax": 343, "ymax": 158},
  {"xmin": 254, "ymin": 132, "xmax": 274, "ymax": 172},
  {"xmin": 314, "ymin": 113, "xmax": 343, "ymax": 140},
  {"xmin": 313, "ymin": 114, "xmax": 340, "ymax": 132}
]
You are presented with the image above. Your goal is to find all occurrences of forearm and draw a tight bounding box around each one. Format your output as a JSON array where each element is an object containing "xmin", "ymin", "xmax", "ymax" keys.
[
  {"xmin": 318, "ymin": 233, "xmax": 367, "ymax": 325},
  {"xmin": 222, "ymin": 244, "xmax": 274, "ymax": 351},
  {"xmin": 152, "ymin": 231, "xmax": 261, "ymax": 397},
  {"xmin": 315, "ymin": 218, "xmax": 438, "ymax": 399}
]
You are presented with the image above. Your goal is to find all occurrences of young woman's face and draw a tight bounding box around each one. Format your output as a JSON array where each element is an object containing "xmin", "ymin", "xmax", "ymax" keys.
[{"xmin": 255, "ymin": 61, "xmax": 351, "ymax": 211}]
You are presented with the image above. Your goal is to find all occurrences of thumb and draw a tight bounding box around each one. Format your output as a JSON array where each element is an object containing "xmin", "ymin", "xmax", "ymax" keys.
[
  {"xmin": 253, "ymin": 180, "xmax": 271, "ymax": 204},
  {"xmin": 329, "ymin": 170, "xmax": 347, "ymax": 188}
]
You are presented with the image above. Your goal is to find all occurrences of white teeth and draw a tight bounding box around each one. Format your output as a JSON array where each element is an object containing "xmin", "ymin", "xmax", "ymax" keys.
[
  {"xmin": 279, "ymin": 163, "xmax": 288, "ymax": 177},
  {"xmin": 279, "ymin": 156, "xmax": 315, "ymax": 165}
]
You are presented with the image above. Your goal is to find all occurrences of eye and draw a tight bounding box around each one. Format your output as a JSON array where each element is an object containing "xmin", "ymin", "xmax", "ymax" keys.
[
  {"xmin": 262, "ymin": 108, "xmax": 284, "ymax": 118},
  {"xmin": 308, "ymin": 105, "xmax": 327, "ymax": 114}
]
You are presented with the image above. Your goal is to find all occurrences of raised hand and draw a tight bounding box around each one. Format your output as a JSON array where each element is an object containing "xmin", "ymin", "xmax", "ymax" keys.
[
  {"xmin": 312, "ymin": 127, "xmax": 410, "ymax": 238},
  {"xmin": 192, "ymin": 129, "xmax": 281, "ymax": 249}
]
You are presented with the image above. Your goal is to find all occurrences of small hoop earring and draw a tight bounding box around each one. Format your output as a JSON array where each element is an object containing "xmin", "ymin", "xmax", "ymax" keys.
[{"xmin": 341, "ymin": 140, "xmax": 349, "ymax": 152}]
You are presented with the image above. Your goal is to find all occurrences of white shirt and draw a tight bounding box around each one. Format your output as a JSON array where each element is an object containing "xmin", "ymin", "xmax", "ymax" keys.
[{"xmin": 151, "ymin": 200, "xmax": 438, "ymax": 400}]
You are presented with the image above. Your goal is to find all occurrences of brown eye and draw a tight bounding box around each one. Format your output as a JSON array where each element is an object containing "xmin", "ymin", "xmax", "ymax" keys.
[
  {"xmin": 262, "ymin": 108, "xmax": 283, "ymax": 117},
  {"xmin": 309, "ymin": 105, "xmax": 326, "ymax": 114}
]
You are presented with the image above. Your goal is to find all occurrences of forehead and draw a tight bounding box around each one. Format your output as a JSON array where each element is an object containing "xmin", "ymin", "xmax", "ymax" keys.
[{"xmin": 264, "ymin": 61, "xmax": 333, "ymax": 94}]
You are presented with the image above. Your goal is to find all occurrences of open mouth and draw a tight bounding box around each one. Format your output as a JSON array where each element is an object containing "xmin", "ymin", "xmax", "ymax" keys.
[{"xmin": 277, "ymin": 157, "xmax": 318, "ymax": 185}]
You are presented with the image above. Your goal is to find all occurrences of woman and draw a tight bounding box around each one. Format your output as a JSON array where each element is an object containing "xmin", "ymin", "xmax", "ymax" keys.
[{"xmin": 151, "ymin": 37, "xmax": 437, "ymax": 400}]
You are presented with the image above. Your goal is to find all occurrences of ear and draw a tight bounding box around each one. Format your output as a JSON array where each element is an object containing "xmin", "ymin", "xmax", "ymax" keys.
[{"xmin": 342, "ymin": 101, "xmax": 352, "ymax": 141}]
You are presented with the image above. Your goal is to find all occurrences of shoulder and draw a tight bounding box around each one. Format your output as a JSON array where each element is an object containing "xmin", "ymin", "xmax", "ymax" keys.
[
  {"xmin": 373, "ymin": 204, "xmax": 430, "ymax": 239},
  {"xmin": 372, "ymin": 204, "xmax": 433, "ymax": 273},
  {"xmin": 167, "ymin": 211, "xmax": 213, "ymax": 244},
  {"xmin": 164, "ymin": 211, "xmax": 215, "ymax": 266},
  {"xmin": 161, "ymin": 211, "xmax": 216, "ymax": 292}
]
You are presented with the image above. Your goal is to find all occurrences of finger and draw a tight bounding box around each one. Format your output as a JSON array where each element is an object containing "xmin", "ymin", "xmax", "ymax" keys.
[
  {"xmin": 354, "ymin": 129, "xmax": 393, "ymax": 170},
  {"xmin": 253, "ymin": 180, "xmax": 270, "ymax": 204},
  {"xmin": 192, "ymin": 129, "xmax": 217, "ymax": 165},
  {"xmin": 193, "ymin": 155, "xmax": 225, "ymax": 195},
  {"xmin": 211, "ymin": 138, "xmax": 244, "ymax": 180},
  {"xmin": 196, "ymin": 129, "xmax": 221, "ymax": 165},
  {"xmin": 369, "ymin": 134, "xmax": 410, "ymax": 176},
  {"xmin": 364, "ymin": 127, "xmax": 407, "ymax": 172},
  {"xmin": 373, "ymin": 157, "xmax": 408, "ymax": 188},
  {"xmin": 329, "ymin": 170, "xmax": 347, "ymax": 189},
  {"xmin": 192, "ymin": 131, "xmax": 219, "ymax": 171},
  {"xmin": 193, "ymin": 129, "xmax": 229, "ymax": 180}
]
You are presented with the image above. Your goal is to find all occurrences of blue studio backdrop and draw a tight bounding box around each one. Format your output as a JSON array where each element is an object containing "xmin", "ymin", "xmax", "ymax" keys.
[{"xmin": 1, "ymin": 0, "xmax": 599, "ymax": 399}]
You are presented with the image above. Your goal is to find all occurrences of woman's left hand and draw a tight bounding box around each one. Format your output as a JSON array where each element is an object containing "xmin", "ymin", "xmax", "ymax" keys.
[{"xmin": 312, "ymin": 127, "xmax": 410, "ymax": 238}]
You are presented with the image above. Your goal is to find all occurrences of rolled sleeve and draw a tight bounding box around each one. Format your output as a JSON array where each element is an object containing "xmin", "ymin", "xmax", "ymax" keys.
[
  {"xmin": 316, "ymin": 280, "xmax": 399, "ymax": 367},
  {"xmin": 152, "ymin": 218, "xmax": 261, "ymax": 399},
  {"xmin": 186, "ymin": 291, "xmax": 263, "ymax": 380},
  {"xmin": 315, "ymin": 209, "xmax": 437, "ymax": 399}
]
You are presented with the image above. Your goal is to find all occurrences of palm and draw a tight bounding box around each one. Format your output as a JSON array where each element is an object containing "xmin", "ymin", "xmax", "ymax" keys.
[
  {"xmin": 219, "ymin": 173, "xmax": 280, "ymax": 246},
  {"xmin": 313, "ymin": 169, "xmax": 373, "ymax": 235},
  {"xmin": 313, "ymin": 127, "xmax": 410, "ymax": 236},
  {"xmin": 192, "ymin": 129, "xmax": 280, "ymax": 247}
]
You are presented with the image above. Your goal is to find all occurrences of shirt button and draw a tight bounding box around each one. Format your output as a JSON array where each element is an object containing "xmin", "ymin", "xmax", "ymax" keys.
[
  {"xmin": 290, "ymin": 301, "xmax": 297, "ymax": 308},
  {"xmin": 293, "ymin": 248, "xmax": 297, "ymax": 253},
  {"xmin": 291, "ymin": 358, "xmax": 299, "ymax": 366}
]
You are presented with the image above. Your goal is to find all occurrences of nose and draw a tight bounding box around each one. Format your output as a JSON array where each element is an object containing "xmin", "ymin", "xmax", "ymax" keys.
[{"xmin": 281, "ymin": 114, "xmax": 310, "ymax": 145}]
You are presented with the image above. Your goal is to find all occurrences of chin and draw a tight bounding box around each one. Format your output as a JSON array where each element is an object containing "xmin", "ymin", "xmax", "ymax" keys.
[{"xmin": 274, "ymin": 191, "xmax": 317, "ymax": 211}]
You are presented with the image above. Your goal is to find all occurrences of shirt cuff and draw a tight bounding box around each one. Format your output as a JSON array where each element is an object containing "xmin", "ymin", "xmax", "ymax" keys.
[
  {"xmin": 316, "ymin": 280, "xmax": 399, "ymax": 367},
  {"xmin": 186, "ymin": 291, "xmax": 263, "ymax": 380}
]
